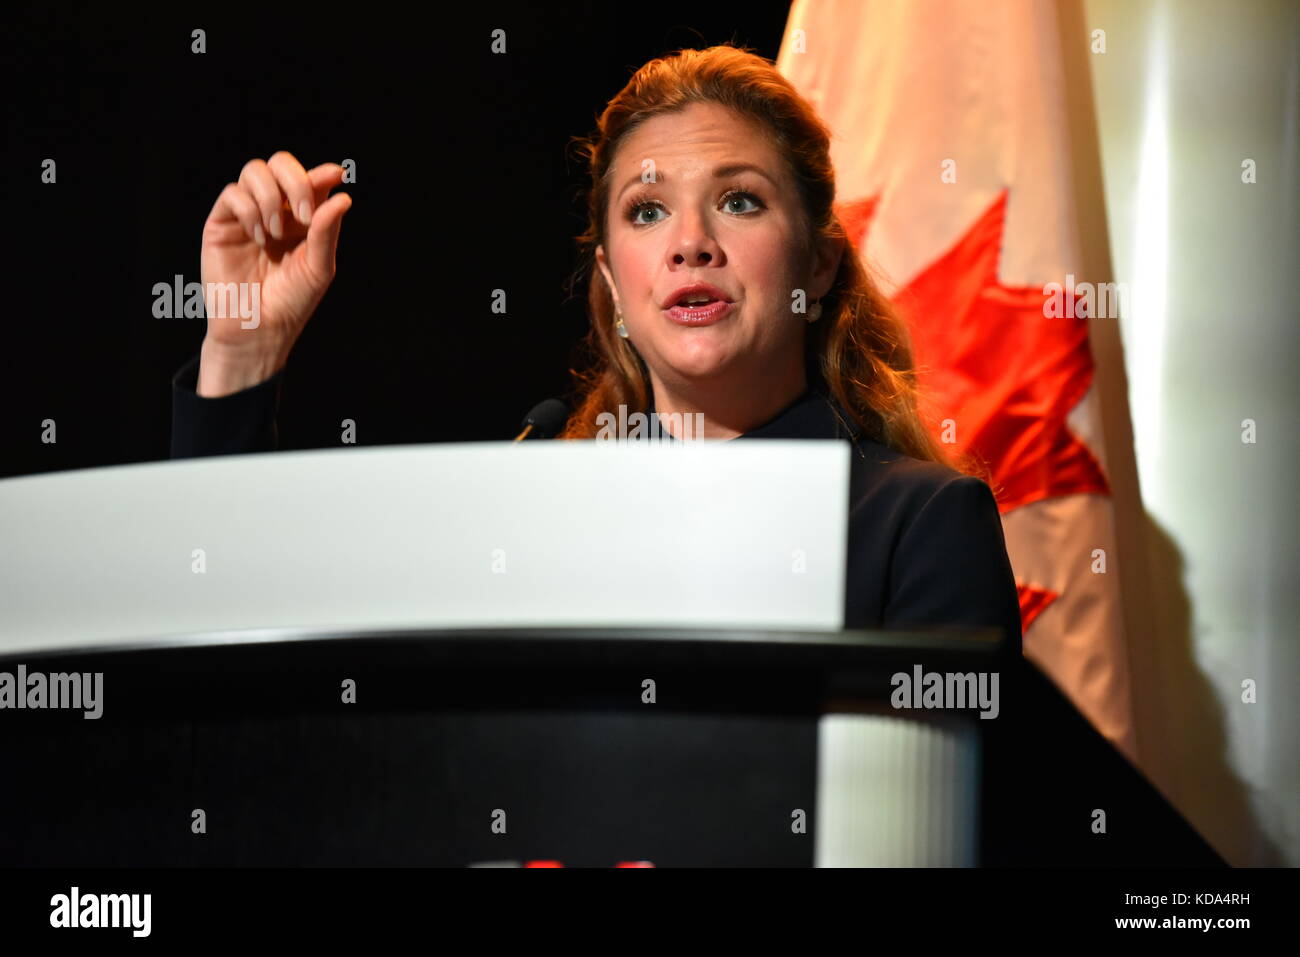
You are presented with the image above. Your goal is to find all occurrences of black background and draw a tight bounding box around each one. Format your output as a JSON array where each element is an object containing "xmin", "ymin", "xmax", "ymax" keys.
[{"xmin": 2, "ymin": 2, "xmax": 792, "ymax": 477}]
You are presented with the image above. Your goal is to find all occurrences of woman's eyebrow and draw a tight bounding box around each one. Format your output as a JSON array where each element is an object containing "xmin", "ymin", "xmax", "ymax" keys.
[{"xmin": 614, "ymin": 162, "xmax": 778, "ymax": 201}]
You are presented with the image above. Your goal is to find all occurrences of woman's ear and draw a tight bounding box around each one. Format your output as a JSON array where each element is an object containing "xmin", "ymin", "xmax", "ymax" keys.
[
  {"xmin": 595, "ymin": 245, "xmax": 619, "ymax": 309},
  {"xmin": 811, "ymin": 234, "xmax": 845, "ymax": 300}
]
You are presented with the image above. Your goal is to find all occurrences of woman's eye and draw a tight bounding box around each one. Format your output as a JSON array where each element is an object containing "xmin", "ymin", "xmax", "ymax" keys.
[
  {"xmin": 631, "ymin": 203, "xmax": 664, "ymax": 225},
  {"xmin": 722, "ymin": 191, "xmax": 762, "ymax": 214}
]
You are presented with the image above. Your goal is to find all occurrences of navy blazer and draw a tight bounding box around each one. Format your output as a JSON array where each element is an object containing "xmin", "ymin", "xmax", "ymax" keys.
[{"xmin": 171, "ymin": 353, "xmax": 1023, "ymax": 654}]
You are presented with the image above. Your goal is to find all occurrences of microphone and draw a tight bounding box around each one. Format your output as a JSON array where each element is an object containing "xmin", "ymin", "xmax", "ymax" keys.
[{"xmin": 514, "ymin": 398, "xmax": 570, "ymax": 441}]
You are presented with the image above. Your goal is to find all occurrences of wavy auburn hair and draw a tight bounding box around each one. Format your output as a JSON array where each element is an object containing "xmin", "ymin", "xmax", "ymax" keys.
[{"xmin": 558, "ymin": 44, "xmax": 985, "ymax": 481}]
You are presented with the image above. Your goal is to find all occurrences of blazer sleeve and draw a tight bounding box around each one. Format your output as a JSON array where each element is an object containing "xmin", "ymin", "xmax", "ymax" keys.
[
  {"xmin": 882, "ymin": 474, "xmax": 1023, "ymax": 657},
  {"xmin": 170, "ymin": 351, "xmax": 284, "ymax": 459}
]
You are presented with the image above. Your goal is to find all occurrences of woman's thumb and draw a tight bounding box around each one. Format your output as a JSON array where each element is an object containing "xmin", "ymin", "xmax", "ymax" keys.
[{"xmin": 305, "ymin": 192, "xmax": 352, "ymax": 280}]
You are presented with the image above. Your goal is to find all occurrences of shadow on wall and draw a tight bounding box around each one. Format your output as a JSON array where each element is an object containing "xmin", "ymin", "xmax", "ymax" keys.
[{"xmin": 1133, "ymin": 513, "xmax": 1285, "ymax": 865}]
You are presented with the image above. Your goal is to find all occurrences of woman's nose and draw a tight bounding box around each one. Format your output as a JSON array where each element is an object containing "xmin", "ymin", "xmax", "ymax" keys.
[{"xmin": 668, "ymin": 211, "xmax": 722, "ymax": 266}]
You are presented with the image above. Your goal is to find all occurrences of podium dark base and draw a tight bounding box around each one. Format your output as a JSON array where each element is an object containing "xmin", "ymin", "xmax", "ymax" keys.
[{"xmin": 0, "ymin": 632, "xmax": 1223, "ymax": 867}]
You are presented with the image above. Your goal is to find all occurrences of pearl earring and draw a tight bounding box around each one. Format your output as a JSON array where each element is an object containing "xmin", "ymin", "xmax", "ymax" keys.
[{"xmin": 806, "ymin": 300, "xmax": 822, "ymax": 324}]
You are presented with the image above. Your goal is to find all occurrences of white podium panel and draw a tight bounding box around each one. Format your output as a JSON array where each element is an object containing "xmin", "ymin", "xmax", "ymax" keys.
[
  {"xmin": 0, "ymin": 441, "xmax": 850, "ymax": 656},
  {"xmin": 815, "ymin": 713, "xmax": 980, "ymax": 867}
]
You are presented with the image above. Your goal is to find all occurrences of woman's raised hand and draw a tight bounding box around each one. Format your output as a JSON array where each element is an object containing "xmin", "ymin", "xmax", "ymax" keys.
[{"xmin": 196, "ymin": 151, "xmax": 352, "ymax": 396}]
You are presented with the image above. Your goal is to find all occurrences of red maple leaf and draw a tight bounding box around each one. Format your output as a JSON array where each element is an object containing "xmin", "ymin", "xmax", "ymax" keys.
[
  {"xmin": 1017, "ymin": 582, "xmax": 1059, "ymax": 633},
  {"xmin": 835, "ymin": 189, "xmax": 1110, "ymax": 513}
]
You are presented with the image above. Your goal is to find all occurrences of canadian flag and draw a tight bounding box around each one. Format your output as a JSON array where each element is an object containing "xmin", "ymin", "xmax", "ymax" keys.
[{"xmin": 778, "ymin": 0, "xmax": 1138, "ymax": 761}]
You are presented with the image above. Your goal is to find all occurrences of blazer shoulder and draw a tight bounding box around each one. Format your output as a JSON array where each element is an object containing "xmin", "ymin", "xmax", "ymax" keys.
[
  {"xmin": 846, "ymin": 439, "xmax": 1020, "ymax": 652},
  {"xmin": 847, "ymin": 436, "xmax": 989, "ymax": 515}
]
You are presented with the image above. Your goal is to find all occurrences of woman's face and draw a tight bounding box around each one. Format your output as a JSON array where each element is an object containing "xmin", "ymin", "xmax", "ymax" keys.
[{"xmin": 596, "ymin": 101, "xmax": 839, "ymax": 403}]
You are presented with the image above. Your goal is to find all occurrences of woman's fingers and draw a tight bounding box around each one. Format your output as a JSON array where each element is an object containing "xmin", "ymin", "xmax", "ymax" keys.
[
  {"xmin": 209, "ymin": 156, "xmax": 347, "ymax": 250},
  {"xmin": 238, "ymin": 154, "xmax": 314, "ymax": 242},
  {"xmin": 267, "ymin": 151, "xmax": 317, "ymax": 227},
  {"xmin": 237, "ymin": 158, "xmax": 287, "ymax": 242},
  {"xmin": 209, "ymin": 182, "xmax": 264, "ymax": 245}
]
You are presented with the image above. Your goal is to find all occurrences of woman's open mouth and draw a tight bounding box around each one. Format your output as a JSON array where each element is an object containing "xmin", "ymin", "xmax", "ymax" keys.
[{"xmin": 664, "ymin": 299, "xmax": 734, "ymax": 326}]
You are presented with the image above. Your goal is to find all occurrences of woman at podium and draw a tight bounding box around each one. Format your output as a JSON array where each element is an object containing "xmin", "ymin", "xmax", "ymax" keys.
[{"xmin": 169, "ymin": 45, "xmax": 1022, "ymax": 656}]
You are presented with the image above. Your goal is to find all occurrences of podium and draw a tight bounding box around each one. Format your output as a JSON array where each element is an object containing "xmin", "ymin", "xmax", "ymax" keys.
[
  {"xmin": 0, "ymin": 442, "xmax": 1222, "ymax": 866},
  {"xmin": 0, "ymin": 624, "xmax": 1004, "ymax": 867}
]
